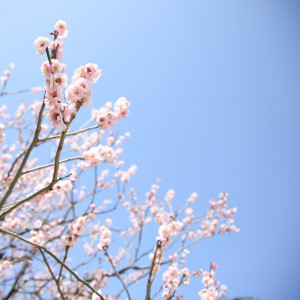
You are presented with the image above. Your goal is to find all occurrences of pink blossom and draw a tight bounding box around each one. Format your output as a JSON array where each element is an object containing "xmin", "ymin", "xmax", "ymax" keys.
[
  {"xmin": 105, "ymin": 218, "xmax": 113, "ymax": 226},
  {"xmin": 49, "ymin": 39, "xmax": 64, "ymax": 61},
  {"xmin": 162, "ymin": 263, "xmax": 181, "ymax": 298},
  {"xmin": 165, "ymin": 189, "xmax": 175, "ymax": 202},
  {"xmin": 30, "ymin": 86, "xmax": 42, "ymax": 94},
  {"xmin": 81, "ymin": 93, "xmax": 92, "ymax": 108},
  {"xmin": 96, "ymin": 108, "xmax": 118, "ymax": 129},
  {"xmin": 98, "ymin": 226, "xmax": 112, "ymax": 251},
  {"xmin": 47, "ymin": 108, "xmax": 67, "ymax": 131},
  {"xmin": 73, "ymin": 63, "xmax": 102, "ymax": 83},
  {"xmin": 52, "ymin": 73, "xmax": 68, "ymax": 90},
  {"xmin": 61, "ymin": 103, "xmax": 77, "ymax": 122},
  {"xmin": 15, "ymin": 102, "xmax": 26, "ymax": 119},
  {"xmin": 41, "ymin": 60, "xmax": 63, "ymax": 78},
  {"xmin": 128, "ymin": 165, "xmax": 137, "ymax": 176},
  {"xmin": 65, "ymin": 84, "xmax": 84, "ymax": 103},
  {"xmin": 114, "ymin": 97, "xmax": 131, "ymax": 119},
  {"xmin": 34, "ymin": 220, "xmax": 42, "ymax": 228},
  {"xmin": 0, "ymin": 124, "xmax": 5, "ymax": 143},
  {"xmin": 89, "ymin": 213, "xmax": 95, "ymax": 220},
  {"xmin": 45, "ymin": 88, "xmax": 63, "ymax": 103},
  {"xmin": 1, "ymin": 75, "xmax": 8, "ymax": 85},
  {"xmin": 34, "ymin": 37, "xmax": 51, "ymax": 56},
  {"xmin": 54, "ymin": 20, "xmax": 68, "ymax": 38},
  {"xmin": 84, "ymin": 63, "xmax": 102, "ymax": 83},
  {"xmin": 84, "ymin": 243, "xmax": 94, "ymax": 256},
  {"xmin": 74, "ymin": 77, "xmax": 92, "ymax": 94},
  {"xmin": 30, "ymin": 230, "xmax": 45, "ymax": 245},
  {"xmin": 3, "ymin": 69, "xmax": 11, "ymax": 77}
]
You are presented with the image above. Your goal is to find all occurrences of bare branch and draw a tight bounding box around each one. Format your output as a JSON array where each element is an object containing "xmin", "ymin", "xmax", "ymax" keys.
[
  {"xmin": 38, "ymin": 124, "xmax": 100, "ymax": 144},
  {"xmin": 105, "ymin": 249, "xmax": 132, "ymax": 300},
  {"xmin": 22, "ymin": 156, "xmax": 84, "ymax": 175},
  {"xmin": 40, "ymin": 248, "xmax": 65, "ymax": 300}
]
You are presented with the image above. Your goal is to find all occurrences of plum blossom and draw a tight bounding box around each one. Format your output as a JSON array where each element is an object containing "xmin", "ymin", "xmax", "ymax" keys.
[
  {"xmin": 157, "ymin": 219, "xmax": 183, "ymax": 246},
  {"xmin": 95, "ymin": 98, "xmax": 131, "ymax": 129},
  {"xmin": 30, "ymin": 230, "xmax": 45, "ymax": 245},
  {"xmin": 98, "ymin": 226, "xmax": 112, "ymax": 251},
  {"xmin": 34, "ymin": 37, "xmax": 51, "ymax": 56},
  {"xmin": 47, "ymin": 107, "xmax": 67, "ymax": 131},
  {"xmin": 72, "ymin": 63, "xmax": 102, "ymax": 84},
  {"xmin": 0, "ymin": 124, "xmax": 5, "ymax": 143},
  {"xmin": 54, "ymin": 20, "xmax": 68, "ymax": 38},
  {"xmin": 30, "ymin": 86, "xmax": 42, "ymax": 94},
  {"xmin": 162, "ymin": 263, "xmax": 181, "ymax": 298},
  {"xmin": 49, "ymin": 39, "xmax": 65, "ymax": 61},
  {"xmin": 114, "ymin": 97, "xmax": 131, "ymax": 119},
  {"xmin": 41, "ymin": 60, "xmax": 63, "ymax": 78}
]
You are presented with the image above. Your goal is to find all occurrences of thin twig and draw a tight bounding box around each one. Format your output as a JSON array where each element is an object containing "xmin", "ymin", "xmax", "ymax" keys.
[
  {"xmin": 22, "ymin": 156, "xmax": 84, "ymax": 175},
  {"xmin": 58, "ymin": 246, "xmax": 69, "ymax": 283},
  {"xmin": 0, "ymin": 89, "xmax": 38, "ymax": 97},
  {"xmin": 40, "ymin": 249, "xmax": 65, "ymax": 300},
  {"xmin": 105, "ymin": 249, "xmax": 132, "ymax": 300},
  {"xmin": 38, "ymin": 124, "xmax": 99, "ymax": 144}
]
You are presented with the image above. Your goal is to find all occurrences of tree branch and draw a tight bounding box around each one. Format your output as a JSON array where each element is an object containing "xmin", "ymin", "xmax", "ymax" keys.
[
  {"xmin": 105, "ymin": 249, "xmax": 132, "ymax": 300},
  {"xmin": 0, "ymin": 227, "xmax": 105, "ymax": 300},
  {"xmin": 40, "ymin": 248, "xmax": 65, "ymax": 300},
  {"xmin": 0, "ymin": 98, "xmax": 46, "ymax": 211}
]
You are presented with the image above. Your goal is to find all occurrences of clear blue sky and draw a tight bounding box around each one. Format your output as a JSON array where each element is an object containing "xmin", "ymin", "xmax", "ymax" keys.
[{"xmin": 1, "ymin": 1, "xmax": 299, "ymax": 299}]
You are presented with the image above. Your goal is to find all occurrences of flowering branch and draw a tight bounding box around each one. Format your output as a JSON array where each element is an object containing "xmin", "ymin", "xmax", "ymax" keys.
[
  {"xmin": 0, "ymin": 99, "xmax": 46, "ymax": 211},
  {"xmin": 0, "ymin": 227, "xmax": 105, "ymax": 300},
  {"xmin": 0, "ymin": 20, "xmax": 239, "ymax": 300}
]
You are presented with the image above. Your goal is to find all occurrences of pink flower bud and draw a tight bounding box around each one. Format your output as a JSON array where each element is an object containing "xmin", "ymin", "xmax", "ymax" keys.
[{"xmin": 211, "ymin": 262, "xmax": 217, "ymax": 270}]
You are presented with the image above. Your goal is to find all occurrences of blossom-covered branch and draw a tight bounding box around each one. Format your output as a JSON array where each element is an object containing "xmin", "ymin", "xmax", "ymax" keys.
[{"xmin": 0, "ymin": 20, "xmax": 239, "ymax": 300}]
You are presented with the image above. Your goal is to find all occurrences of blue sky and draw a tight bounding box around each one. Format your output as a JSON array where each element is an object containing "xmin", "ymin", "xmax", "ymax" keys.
[{"xmin": 1, "ymin": 0, "xmax": 300, "ymax": 299}]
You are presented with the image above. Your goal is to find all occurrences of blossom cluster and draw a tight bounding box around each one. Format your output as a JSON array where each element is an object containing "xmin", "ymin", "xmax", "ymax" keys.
[
  {"xmin": 79, "ymin": 145, "xmax": 122, "ymax": 170},
  {"xmin": 34, "ymin": 20, "xmax": 101, "ymax": 131},
  {"xmin": 157, "ymin": 218, "xmax": 183, "ymax": 246},
  {"xmin": 0, "ymin": 124, "xmax": 5, "ymax": 143},
  {"xmin": 97, "ymin": 225, "xmax": 112, "ymax": 251},
  {"xmin": 63, "ymin": 216, "xmax": 88, "ymax": 248},
  {"xmin": 0, "ymin": 63, "xmax": 14, "ymax": 86},
  {"xmin": 94, "ymin": 97, "xmax": 131, "ymax": 129},
  {"xmin": 198, "ymin": 269, "xmax": 228, "ymax": 300}
]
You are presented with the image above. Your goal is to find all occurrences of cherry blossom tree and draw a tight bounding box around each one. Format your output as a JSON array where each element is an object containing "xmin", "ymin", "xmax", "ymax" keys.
[{"xmin": 0, "ymin": 21, "xmax": 239, "ymax": 300}]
